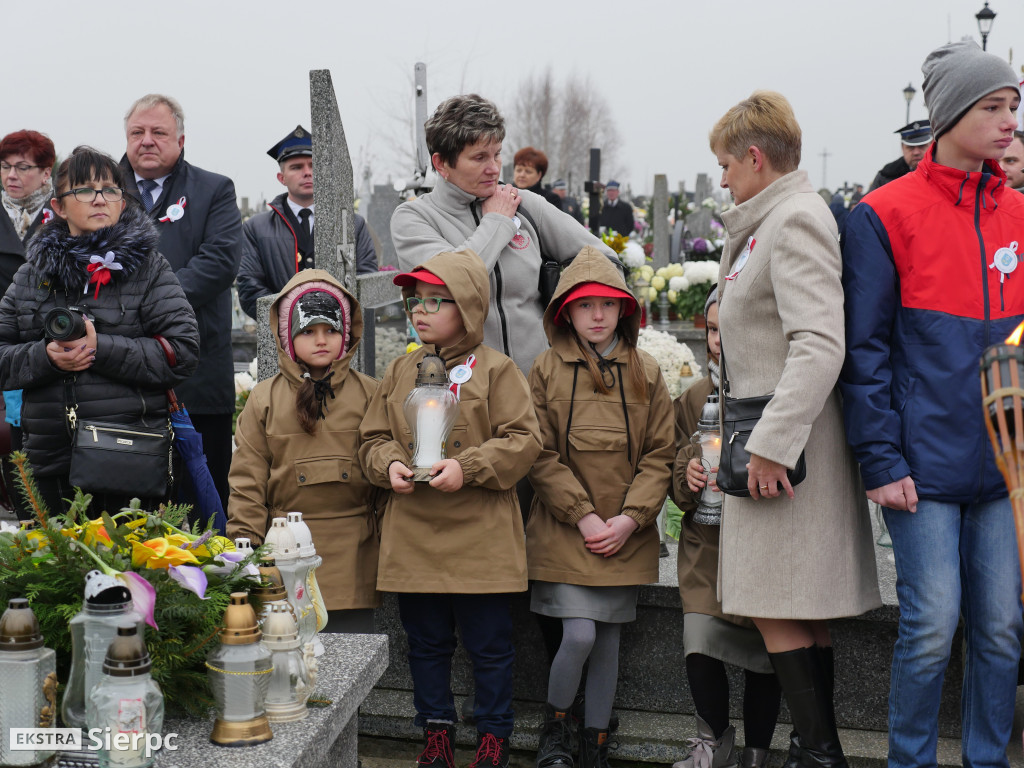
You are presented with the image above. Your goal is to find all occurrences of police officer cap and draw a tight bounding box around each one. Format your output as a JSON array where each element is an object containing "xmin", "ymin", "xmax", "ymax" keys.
[
  {"xmin": 268, "ymin": 125, "xmax": 313, "ymax": 163},
  {"xmin": 895, "ymin": 120, "xmax": 932, "ymax": 147}
]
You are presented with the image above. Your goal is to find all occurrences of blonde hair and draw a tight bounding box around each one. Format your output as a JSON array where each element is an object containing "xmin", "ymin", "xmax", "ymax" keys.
[{"xmin": 709, "ymin": 90, "xmax": 801, "ymax": 172}]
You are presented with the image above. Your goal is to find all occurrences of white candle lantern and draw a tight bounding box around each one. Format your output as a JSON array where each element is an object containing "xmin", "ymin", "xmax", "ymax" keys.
[
  {"xmin": 403, "ymin": 353, "xmax": 459, "ymax": 482},
  {"xmin": 690, "ymin": 392, "xmax": 724, "ymax": 524},
  {"xmin": 0, "ymin": 598, "xmax": 57, "ymax": 767}
]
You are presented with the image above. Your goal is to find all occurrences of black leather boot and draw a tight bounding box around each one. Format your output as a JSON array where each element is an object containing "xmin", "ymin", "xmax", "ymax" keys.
[
  {"xmin": 781, "ymin": 644, "xmax": 835, "ymax": 768},
  {"xmin": 578, "ymin": 728, "xmax": 612, "ymax": 768},
  {"xmin": 536, "ymin": 704, "xmax": 575, "ymax": 768},
  {"xmin": 769, "ymin": 646, "xmax": 846, "ymax": 768}
]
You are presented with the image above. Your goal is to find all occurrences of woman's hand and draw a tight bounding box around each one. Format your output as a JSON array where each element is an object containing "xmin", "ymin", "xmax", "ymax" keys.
[
  {"xmin": 480, "ymin": 183, "xmax": 521, "ymax": 219},
  {"xmin": 46, "ymin": 317, "xmax": 97, "ymax": 372},
  {"xmin": 686, "ymin": 457, "xmax": 707, "ymax": 493},
  {"xmin": 585, "ymin": 514, "xmax": 639, "ymax": 557},
  {"xmin": 747, "ymin": 452, "xmax": 795, "ymax": 500},
  {"xmin": 428, "ymin": 459, "xmax": 464, "ymax": 492},
  {"xmin": 388, "ymin": 461, "xmax": 415, "ymax": 494}
]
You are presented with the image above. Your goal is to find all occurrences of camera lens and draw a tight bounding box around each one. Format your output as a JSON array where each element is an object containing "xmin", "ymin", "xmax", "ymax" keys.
[{"xmin": 43, "ymin": 307, "xmax": 86, "ymax": 342}]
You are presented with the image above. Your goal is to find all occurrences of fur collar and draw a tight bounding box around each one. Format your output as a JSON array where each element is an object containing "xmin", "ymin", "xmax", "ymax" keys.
[{"xmin": 25, "ymin": 203, "xmax": 159, "ymax": 292}]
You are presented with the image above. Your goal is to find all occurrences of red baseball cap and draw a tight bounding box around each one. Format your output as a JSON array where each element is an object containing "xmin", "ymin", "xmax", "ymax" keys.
[
  {"xmin": 393, "ymin": 268, "xmax": 446, "ymax": 287},
  {"xmin": 555, "ymin": 282, "xmax": 637, "ymax": 324}
]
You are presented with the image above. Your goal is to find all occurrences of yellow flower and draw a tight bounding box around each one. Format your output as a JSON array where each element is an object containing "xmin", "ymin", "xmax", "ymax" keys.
[
  {"xmin": 667, "ymin": 290, "xmax": 678, "ymax": 303},
  {"xmin": 406, "ymin": 342, "xmax": 422, "ymax": 354},
  {"xmin": 655, "ymin": 267, "xmax": 669, "ymax": 279},
  {"xmin": 651, "ymin": 276, "xmax": 667, "ymax": 291},
  {"xmin": 131, "ymin": 537, "xmax": 200, "ymax": 570},
  {"xmin": 648, "ymin": 287, "xmax": 658, "ymax": 303}
]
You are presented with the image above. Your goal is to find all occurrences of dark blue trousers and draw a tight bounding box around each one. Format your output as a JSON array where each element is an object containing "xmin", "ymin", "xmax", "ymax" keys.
[{"xmin": 397, "ymin": 593, "xmax": 515, "ymax": 737}]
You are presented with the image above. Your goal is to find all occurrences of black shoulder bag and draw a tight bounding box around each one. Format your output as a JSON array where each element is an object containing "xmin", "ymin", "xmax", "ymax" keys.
[
  {"xmin": 515, "ymin": 204, "xmax": 562, "ymax": 307},
  {"xmin": 716, "ymin": 350, "xmax": 806, "ymax": 497}
]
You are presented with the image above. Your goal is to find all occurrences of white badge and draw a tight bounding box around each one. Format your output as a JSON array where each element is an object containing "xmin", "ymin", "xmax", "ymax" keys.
[
  {"xmin": 992, "ymin": 242, "xmax": 1019, "ymax": 274},
  {"xmin": 166, "ymin": 203, "xmax": 184, "ymax": 222},
  {"xmin": 449, "ymin": 364, "xmax": 474, "ymax": 385}
]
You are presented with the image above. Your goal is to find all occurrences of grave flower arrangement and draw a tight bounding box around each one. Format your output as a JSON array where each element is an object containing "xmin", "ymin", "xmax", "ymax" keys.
[
  {"xmin": 670, "ymin": 260, "xmax": 720, "ymax": 320},
  {"xmin": 0, "ymin": 454, "xmax": 262, "ymax": 715},
  {"xmin": 637, "ymin": 327, "xmax": 701, "ymax": 398}
]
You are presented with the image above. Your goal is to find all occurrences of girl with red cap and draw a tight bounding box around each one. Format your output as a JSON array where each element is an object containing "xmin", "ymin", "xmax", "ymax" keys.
[{"xmin": 526, "ymin": 246, "xmax": 674, "ymax": 768}]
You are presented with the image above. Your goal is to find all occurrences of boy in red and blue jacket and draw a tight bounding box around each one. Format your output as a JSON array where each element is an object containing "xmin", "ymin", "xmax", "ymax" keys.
[{"xmin": 840, "ymin": 40, "xmax": 1024, "ymax": 768}]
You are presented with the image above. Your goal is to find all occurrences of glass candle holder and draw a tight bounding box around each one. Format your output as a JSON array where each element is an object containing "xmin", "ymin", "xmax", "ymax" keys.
[
  {"xmin": 262, "ymin": 603, "xmax": 316, "ymax": 723},
  {"xmin": 403, "ymin": 353, "xmax": 459, "ymax": 482},
  {"xmin": 86, "ymin": 623, "xmax": 164, "ymax": 768},
  {"xmin": 206, "ymin": 593, "xmax": 274, "ymax": 746},
  {"xmin": 690, "ymin": 392, "xmax": 724, "ymax": 525},
  {"xmin": 0, "ymin": 598, "xmax": 57, "ymax": 767},
  {"xmin": 62, "ymin": 570, "xmax": 143, "ymax": 729}
]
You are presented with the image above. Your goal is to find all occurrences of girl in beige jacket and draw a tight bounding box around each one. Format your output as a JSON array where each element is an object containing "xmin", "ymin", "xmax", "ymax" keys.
[
  {"xmin": 527, "ymin": 247, "xmax": 674, "ymax": 768},
  {"xmin": 227, "ymin": 270, "xmax": 381, "ymax": 632}
]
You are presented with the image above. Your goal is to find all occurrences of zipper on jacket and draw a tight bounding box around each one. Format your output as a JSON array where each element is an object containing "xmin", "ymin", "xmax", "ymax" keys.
[
  {"xmin": 471, "ymin": 203, "xmax": 511, "ymax": 356},
  {"xmin": 975, "ymin": 172, "xmax": 991, "ymax": 498}
]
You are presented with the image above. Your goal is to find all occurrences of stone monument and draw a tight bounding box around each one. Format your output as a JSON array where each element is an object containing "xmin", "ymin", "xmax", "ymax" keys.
[{"xmin": 651, "ymin": 174, "xmax": 669, "ymax": 269}]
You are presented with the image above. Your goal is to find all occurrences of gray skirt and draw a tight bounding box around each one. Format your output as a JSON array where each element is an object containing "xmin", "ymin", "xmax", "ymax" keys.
[
  {"xmin": 682, "ymin": 612, "xmax": 773, "ymax": 674},
  {"xmin": 531, "ymin": 581, "xmax": 639, "ymax": 623}
]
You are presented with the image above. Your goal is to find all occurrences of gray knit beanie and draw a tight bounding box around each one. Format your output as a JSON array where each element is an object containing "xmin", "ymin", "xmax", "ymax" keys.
[{"xmin": 922, "ymin": 40, "xmax": 1019, "ymax": 139}]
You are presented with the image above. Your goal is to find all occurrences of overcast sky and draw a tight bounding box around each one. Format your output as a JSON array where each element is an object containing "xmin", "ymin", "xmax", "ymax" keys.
[{"xmin": 6, "ymin": 0, "xmax": 1023, "ymax": 206}]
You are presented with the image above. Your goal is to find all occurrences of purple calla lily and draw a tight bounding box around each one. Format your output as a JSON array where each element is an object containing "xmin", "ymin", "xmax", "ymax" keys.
[{"xmin": 168, "ymin": 564, "xmax": 209, "ymax": 600}]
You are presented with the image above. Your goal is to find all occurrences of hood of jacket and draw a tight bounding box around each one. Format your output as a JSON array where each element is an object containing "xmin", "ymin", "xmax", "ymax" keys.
[
  {"xmin": 400, "ymin": 250, "xmax": 489, "ymax": 363},
  {"xmin": 24, "ymin": 203, "xmax": 159, "ymax": 292},
  {"xmin": 270, "ymin": 269, "xmax": 363, "ymax": 388},
  {"xmin": 543, "ymin": 245, "xmax": 640, "ymax": 359}
]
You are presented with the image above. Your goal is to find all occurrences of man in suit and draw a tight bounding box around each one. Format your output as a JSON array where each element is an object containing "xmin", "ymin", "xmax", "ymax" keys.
[
  {"xmin": 599, "ymin": 179, "xmax": 634, "ymax": 235},
  {"xmin": 236, "ymin": 125, "xmax": 377, "ymax": 319},
  {"xmin": 120, "ymin": 93, "xmax": 242, "ymax": 510}
]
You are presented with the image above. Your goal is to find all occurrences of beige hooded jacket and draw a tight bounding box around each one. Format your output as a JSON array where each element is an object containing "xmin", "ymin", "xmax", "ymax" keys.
[
  {"xmin": 227, "ymin": 269, "xmax": 381, "ymax": 611},
  {"xmin": 526, "ymin": 247, "xmax": 675, "ymax": 587},
  {"xmin": 358, "ymin": 250, "xmax": 542, "ymax": 594}
]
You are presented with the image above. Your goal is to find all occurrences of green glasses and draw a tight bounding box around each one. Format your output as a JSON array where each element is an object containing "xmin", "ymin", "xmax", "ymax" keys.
[{"xmin": 405, "ymin": 296, "xmax": 455, "ymax": 313}]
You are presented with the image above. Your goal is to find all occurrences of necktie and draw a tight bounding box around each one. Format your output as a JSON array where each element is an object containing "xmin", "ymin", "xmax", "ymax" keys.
[
  {"xmin": 138, "ymin": 179, "xmax": 158, "ymax": 213},
  {"xmin": 299, "ymin": 208, "xmax": 312, "ymax": 238}
]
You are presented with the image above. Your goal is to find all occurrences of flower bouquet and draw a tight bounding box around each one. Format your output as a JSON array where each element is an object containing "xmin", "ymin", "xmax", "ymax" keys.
[
  {"xmin": 670, "ymin": 260, "xmax": 720, "ymax": 322},
  {"xmin": 636, "ymin": 327, "xmax": 702, "ymax": 399},
  {"xmin": 0, "ymin": 454, "xmax": 262, "ymax": 716}
]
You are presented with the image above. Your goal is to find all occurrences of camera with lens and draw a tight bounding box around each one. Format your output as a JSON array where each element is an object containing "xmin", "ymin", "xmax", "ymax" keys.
[{"xmin": 43, "ymin": 306, "xmax": 88, "ymax": 342}]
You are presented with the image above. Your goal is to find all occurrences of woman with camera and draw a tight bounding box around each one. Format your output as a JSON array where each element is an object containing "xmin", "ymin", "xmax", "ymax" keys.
[{"xmin": 0, "ymin": 146, "xmax": 199, "ymax": 514}]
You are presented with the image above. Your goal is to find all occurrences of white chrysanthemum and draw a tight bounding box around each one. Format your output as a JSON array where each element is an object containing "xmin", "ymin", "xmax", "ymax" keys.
[
  {"xmin": 637, "ymin": 327, "xmax": 702, "ymax": 398},
  {"xmin": 234, "ymin": 372, "xmax": 255, "ymax": 395},
  {"xmin": 669, "ymin": 276, "xmax": 689, "ymax": 292},
  {"xmin": 0, "ymin": 520, "xmax": 19, "ymax": 535},
  {"xmin": 622, "ymin": 241, "xmax": 646, "ymax": 268},
  {"xmin": 248, "ymin": 357, "xmax": 258, "ymax": 379}
]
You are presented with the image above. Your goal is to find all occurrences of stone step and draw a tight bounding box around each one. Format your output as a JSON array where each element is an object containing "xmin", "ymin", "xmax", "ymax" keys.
[{"xmin": 358, "ymin": 689, "xmax": 969, "ymax": 768}]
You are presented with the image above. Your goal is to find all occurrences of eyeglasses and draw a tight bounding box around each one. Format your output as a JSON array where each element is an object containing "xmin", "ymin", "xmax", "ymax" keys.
[
  {"xmin": 405, "ymin": 296, "xmax": 455, "ymax": 313},
  {"xmin": 0, "ymin": 163, "xmax": 41, "ymax": 174},
  {"xmin": 57, "ymin": 187, "xmax": 125, "ymax": 203}
]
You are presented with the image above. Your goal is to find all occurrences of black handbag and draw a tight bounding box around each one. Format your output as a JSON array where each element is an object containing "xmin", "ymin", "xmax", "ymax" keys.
[
  {"xmin": 65, "ymin": 378, "xmax": 173, "ymax": 500},
  {"xmin": 716, "ymin": 352, "xmax": 806, "ymax": 497},
  {"xmin": 515, "ymin": 204, "xmax": 562, "ymax": 307}
]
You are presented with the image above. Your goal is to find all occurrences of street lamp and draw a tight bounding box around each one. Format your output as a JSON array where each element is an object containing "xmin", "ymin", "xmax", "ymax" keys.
[
  {"xmin": 903, "ymin": 83, "xmax": 916, "ymax": 125},
  {"xmin": 976, "ymin": 2, "xmax": 996, "ymax": 51}
]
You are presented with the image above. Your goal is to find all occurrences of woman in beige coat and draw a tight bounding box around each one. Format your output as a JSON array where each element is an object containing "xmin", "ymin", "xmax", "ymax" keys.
[
  {"xmin": 711, "ymin": 92, "xmax": 880, "ymax": 768},
  {"xmin": 228, "ymin": 269, "xmax": 381, "ymax": 632}
]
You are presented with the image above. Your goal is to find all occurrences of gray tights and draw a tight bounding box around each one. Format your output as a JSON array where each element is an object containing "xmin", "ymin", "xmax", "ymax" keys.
[{"xmin": 546, "ymin": 617, "xmax": 621, "ymax": 730}]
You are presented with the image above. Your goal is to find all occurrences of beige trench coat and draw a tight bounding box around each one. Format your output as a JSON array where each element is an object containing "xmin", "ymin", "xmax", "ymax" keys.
[{"xmin": 716, "ymin": 171, "xmax": 880, "ymax": 619}]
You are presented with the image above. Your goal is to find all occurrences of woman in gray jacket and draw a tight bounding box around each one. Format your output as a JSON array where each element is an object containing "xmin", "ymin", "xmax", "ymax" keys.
[{"xmin": 391, "ymin": 94, "xmax": 618, "ymax": 376}]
